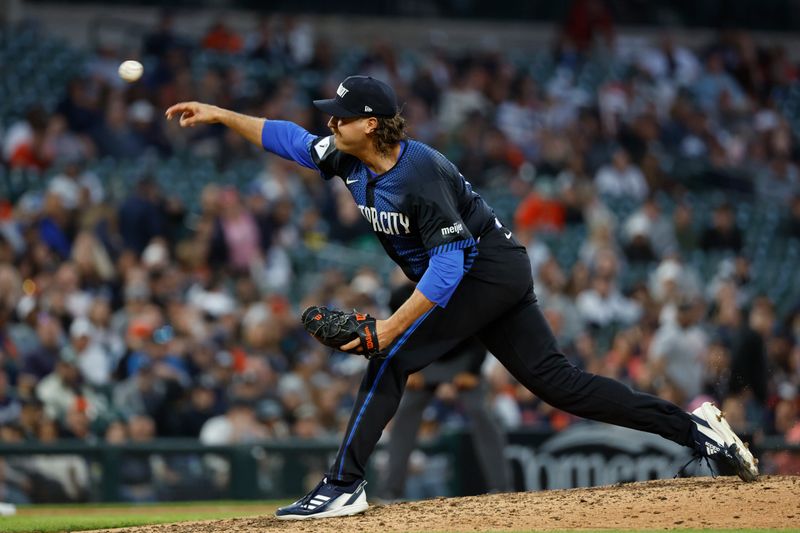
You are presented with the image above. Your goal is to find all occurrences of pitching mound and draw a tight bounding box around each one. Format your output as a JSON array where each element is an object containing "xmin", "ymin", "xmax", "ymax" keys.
[{"xmin": 105, "ymin": 476, "xmax": 799, "ymax": 532}]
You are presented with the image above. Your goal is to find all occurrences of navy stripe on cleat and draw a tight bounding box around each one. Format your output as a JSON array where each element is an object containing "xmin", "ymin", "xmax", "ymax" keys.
[
  {"xmin": 690, "ymin": 402, "xmax": 759, "ymax": 482},
  {"xmin": 275, "ymin": 478, "xmax": 368, "ymax": 520}
]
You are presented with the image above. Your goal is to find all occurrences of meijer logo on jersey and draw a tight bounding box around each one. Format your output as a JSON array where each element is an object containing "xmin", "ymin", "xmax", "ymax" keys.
[{"xmin": 441, "ymin": 222, "xmax": 463, "ymax": 236}]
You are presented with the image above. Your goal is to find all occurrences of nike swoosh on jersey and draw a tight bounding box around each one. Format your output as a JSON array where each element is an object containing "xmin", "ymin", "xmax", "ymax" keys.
[{"xmin": 346, "ymin": 177, "xmax": 359, "ymax": 185}]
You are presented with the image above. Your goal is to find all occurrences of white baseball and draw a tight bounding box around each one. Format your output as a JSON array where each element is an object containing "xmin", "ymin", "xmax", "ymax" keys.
[{"xmin": 118, "ymin": 60, "xmax": 143, "ymax": 82}]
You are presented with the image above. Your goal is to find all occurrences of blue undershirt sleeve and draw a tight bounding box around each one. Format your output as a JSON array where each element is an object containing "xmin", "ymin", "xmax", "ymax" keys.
[
  {"xmin": 416, "ymin": 249, "xmax": 465, "ymax": 308},
  {"xmin": 261, "ymin": 120, "xmax": 317, "ymax": 170}
]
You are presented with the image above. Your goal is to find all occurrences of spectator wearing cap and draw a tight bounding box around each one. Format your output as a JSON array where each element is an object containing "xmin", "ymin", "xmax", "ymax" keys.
[
  {"xmin": 648, "ymin": 258, "xmax": 703, "ymax": 313},
  {"xmin": 68, "ymin": 317, "xmax": 112, "ymax": 387},
  {"xmin": 35, "ymin": 347, "xmax": 109, "ymax": 426},
  {"xmin": 623, "ymin": 196, "xmax": 678, "ymax": 259},
  {"xmin": 124, "ymin": 324, "xmax": 187, "ymax": 383},
  {"xmin": 622, "ymin": 215, "xmax": 658, "ymax": 263}
]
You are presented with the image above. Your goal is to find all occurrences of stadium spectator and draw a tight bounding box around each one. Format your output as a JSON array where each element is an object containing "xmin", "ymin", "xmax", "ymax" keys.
[
  {"xmin": 199, "ymin": 398, "xmax": 267, "ymax": 444},
  {"xmin": 201, "ymin": 19, "xmax": 243, "ymax": 54},
  {"xmin": 20, "ymin": 313, "xmax": 63, "ymax": 381},
  {"xmin": 118, "ymin": 178, "xmax": 168, "ymax": 255},
  {"xmin": 594, "ymin": 146, "xmax": 649, "ymax": 201},
  {"xmin": 648, "ymin": 296, "xmax": 709, "ymax": 403},
  {"xmin": 623, "ymin": 195, "xmax": 678, "ymax": 258},
  {"xmin": 576, "ymin": 271, "xmax": 642, "ymax": 328},
  {"xmin": 700, "ymin": 202, "xmax": 743, "ymax": 253}
]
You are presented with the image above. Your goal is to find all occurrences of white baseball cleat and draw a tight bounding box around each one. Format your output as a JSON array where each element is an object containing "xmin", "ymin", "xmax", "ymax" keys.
[
  {"xmin": 690, "ymin": 402, "xmax": 759, "ymax": 482},
  {"xmin": 275, "ymin": 477, "xmax": 368, "ymax": 520}
]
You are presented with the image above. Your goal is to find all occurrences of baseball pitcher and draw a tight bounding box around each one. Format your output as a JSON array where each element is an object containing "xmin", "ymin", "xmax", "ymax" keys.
[{"xmin": 166, "ymin": 75, "xmax": 758, "ymax": 520}]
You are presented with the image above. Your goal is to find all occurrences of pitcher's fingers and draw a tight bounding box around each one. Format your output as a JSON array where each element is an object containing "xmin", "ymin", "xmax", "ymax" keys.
[
  {"xmin": 179, "ymin": 113, "xmax": 198, "ymax": 127},
  {"xmin": 165, "ymin": 105, "xmax": 181, "ymax": 120},
  {"xmin": 165, "ymin": 102, "xmax": 192, "ymax": 119}
]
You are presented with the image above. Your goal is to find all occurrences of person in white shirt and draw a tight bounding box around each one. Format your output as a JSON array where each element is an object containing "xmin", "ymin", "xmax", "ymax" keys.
[{"xmin": 594, "ymin": 146, "xmax": 648, "ymax": 201}]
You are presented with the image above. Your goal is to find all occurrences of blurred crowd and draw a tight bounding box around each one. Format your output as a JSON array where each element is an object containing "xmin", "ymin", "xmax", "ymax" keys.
[{"xmin": 2, "ymin": 1, "xmax": 800, "ymax": 502}]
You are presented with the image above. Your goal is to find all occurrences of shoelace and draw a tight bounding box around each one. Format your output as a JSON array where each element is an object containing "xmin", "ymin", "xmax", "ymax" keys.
[
  {"xmin": 295, "ymin": 480, "xmax": 328, "ymax": 508},
  {"xmin": 674, "ymin": 453, "xmax": 716, "ymax": 479}
]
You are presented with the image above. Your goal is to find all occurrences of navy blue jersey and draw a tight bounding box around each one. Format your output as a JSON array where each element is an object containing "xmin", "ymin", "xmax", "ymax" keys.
[{"xmin": 310, "ymin": 136, "xmax": 497, "ymax": 281}]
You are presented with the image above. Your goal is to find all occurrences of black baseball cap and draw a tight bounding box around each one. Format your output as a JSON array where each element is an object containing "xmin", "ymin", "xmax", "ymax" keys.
[{"xmin": 313, "ymin": 75, "xmax": 398, "ymax": 118}]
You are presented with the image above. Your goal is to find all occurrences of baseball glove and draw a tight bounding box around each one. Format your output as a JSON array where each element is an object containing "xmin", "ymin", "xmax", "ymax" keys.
[{"xmin": 301, "ymin": 306, "xmax": 382, "ymax": 359}]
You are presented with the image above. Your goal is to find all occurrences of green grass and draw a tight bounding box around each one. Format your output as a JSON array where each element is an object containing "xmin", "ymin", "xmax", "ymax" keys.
[{"xmin": 0, "ymin": 501, "xmax": 281, "ymax": 533}]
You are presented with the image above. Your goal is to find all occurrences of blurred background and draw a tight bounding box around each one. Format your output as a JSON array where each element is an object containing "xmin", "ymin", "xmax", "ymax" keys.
[{"xmin": 1, "ymin": 0, "xmax": 799, "ymax": 505}]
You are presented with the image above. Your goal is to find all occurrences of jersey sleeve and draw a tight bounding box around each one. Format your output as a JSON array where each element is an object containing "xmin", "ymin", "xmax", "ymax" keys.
[
  {"xmin": 261, "ymin": 121, "xmax": 358, "ymax": 179},
  {"xmin": 261, "ymin": 120, "xmax": 317, "ymax": 170},
  {"xmin": 409, "ymin": 176, "xmax": 475, "ymax": 256},
  {"xmin": 309, "ymin": 135, "xmax": 358, "ymax": 180},
  {"xmin": 416, "ymin": 248, "xmax": 465, "ymax": 307}
]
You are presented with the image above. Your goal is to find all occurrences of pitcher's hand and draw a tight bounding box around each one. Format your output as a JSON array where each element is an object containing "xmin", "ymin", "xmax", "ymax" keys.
[{"xmin": 165, "ymin": 102, "xmax": 220, "ymax": 127}]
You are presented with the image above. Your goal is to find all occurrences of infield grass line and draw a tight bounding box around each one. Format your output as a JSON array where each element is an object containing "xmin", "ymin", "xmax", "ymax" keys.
[{"xmin": 0, "ymin": 502, "xmax": 285, "ymax": 533}]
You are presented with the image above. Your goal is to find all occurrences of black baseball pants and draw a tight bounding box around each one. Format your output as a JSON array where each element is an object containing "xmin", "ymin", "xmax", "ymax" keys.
[{"xmin": 328, "ymin": 227, "xmax": 696, "ymax": 483}]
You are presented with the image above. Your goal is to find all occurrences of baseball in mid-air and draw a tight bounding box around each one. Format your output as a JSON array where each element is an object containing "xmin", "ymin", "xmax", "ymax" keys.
[{"xmin": 118, "ymin": 60, "xmax": 143, "ymax": 82}]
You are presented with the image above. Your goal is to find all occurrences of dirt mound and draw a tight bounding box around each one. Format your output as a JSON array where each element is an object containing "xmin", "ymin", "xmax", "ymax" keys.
[{"xmin": 103, "ymin": 476, "xmax": 800, "ymax": 532}]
